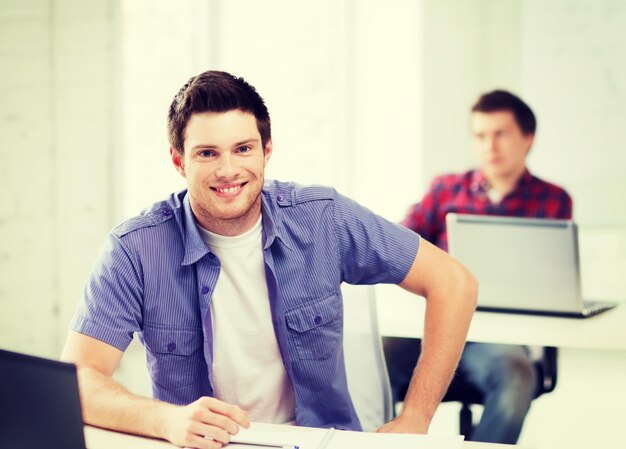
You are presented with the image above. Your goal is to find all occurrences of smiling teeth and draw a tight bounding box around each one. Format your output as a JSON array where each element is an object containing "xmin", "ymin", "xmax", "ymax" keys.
[{"xmin": 217, "ymin": 186, "xmax": 241, "ymax": 193}]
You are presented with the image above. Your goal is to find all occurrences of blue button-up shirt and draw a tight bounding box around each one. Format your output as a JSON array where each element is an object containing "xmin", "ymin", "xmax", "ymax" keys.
[{"xmin": 71, "ymin": 180, "xmax": 420, "ymax": 430}]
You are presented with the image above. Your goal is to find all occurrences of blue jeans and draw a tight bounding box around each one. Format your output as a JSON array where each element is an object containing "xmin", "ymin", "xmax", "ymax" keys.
[
  {"xmin": 383, "ymin": 338, "xmax": 536, "ymax": 444},
  {"xmin": 459, "ymin": 342, "xmax": 536, "ymax": 444}
]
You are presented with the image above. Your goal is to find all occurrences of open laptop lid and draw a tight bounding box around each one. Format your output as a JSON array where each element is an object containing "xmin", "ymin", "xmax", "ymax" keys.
[
  {"xmin": 0, "ymin": 348, "xmax": 87, "ymax": 449},
  {"xmin": 446, "ymin": 213, "xmax": 584, "ymax": 315}
]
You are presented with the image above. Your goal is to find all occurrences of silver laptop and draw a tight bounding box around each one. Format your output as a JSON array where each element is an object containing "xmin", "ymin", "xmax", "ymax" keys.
[
  {"xmin": 0, "ymin": 348, "xmax": 87, "ymax": 449},
  {"xmin": 446, "ymin": 213, "xmax": 618, "ymax": 318}
]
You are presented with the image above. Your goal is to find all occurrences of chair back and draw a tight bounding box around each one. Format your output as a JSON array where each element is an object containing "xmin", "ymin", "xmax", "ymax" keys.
[
  {"xmin": 342, "ymin": 283, "xmax": 393, "ymax": 431},
  {"xmin": 444, "ymin": 345, "xmax": 559, "ymax": 403},
  {"xmin": 533, "ymin": 346, "xmax": 558, "ymax": 394},
  {"xmin": 442, "ymin": 344, "xmax": 558, "ymax": 438}
]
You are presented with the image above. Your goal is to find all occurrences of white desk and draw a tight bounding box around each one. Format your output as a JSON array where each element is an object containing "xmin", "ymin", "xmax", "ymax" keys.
[
  {"xmin": 376, "ymin": 284, "xmax": 626, "ymax": 449},
  {"xmin": 376, "ymin": 284, "xmax": 626, "ymax": 350},
  {"xmin": 84, "ymin": 425, "xmax": 518, "ymax": 449}
]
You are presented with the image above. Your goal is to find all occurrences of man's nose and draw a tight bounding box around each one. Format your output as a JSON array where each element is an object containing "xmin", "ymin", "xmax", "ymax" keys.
[
  {"xmin": 484, "ymin": 136, "xmax": 497, "ymax": 152},
  {"xmin": 215, "ymin": 154, "xmax": 235, "ymax": 178}
]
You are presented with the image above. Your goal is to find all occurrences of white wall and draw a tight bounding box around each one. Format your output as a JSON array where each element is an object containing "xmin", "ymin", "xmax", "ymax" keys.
[{"xmin": 0, "ymin": 0, "xmax": 118, "ymax": 357}]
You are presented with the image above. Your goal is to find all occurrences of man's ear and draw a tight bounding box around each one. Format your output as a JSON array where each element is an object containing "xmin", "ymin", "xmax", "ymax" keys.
[
  {"xmin": 263, "ymin": 139, "xmax": 273, "ymax": 167},
  {"xmin": 170, "ymin": 147, "xmax": 186, "ymax": 177},
  {"xmin": 524, "ymin": 133, "xmax": 535, "ymax": 154}
]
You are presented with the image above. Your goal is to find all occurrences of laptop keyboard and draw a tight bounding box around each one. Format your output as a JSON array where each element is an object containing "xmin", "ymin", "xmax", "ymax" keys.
[{"xmin": 582, "ymin": 300, "xmax": 618, "ymax": 317}]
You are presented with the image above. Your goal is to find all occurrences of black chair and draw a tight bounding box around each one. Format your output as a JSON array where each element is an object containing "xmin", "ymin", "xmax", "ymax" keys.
[
  {"xmin": 441, "ymin": 346, "xmax": 558, "ymax": 438},
  {"xmin": 383, "ymin": 337, "xmax": 558, "ymax": 438}
]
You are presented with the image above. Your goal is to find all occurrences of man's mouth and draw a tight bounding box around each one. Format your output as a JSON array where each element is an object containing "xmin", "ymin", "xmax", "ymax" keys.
[{"xmin": 211, "ymin": 182, "xmax": 247, "ymax": 194}]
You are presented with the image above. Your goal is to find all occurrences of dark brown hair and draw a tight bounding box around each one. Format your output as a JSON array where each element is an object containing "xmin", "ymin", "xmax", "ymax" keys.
[
  {"xmin": 167, "ymin": 70, "xmax": 271, "ymax": 153},
  {"xmin": 472, "ymin": 90, "xmax": 536, "ymax": 136}
]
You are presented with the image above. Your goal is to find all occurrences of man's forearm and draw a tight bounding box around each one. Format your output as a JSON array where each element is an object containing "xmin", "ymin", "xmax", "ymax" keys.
[
  {"xmin": 375, "ymin": 239, "xmax": 478, "ymax": 434},
  {"xmin": 76, "ymin": 365, "xmax": 174, "ymax": 439},
  {"xmin": 399, "ymin": 292, "xmax": 475, "ymax": 429}
]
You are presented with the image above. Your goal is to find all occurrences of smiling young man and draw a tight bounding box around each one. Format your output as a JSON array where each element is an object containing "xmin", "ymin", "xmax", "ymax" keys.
[
  {"xmin": 61, "ymin": 71, "xmax": 477, "ymax": 449},
  {"xmin": 384, "ymin": 90, "xmax": 572, "ymax": 445}
]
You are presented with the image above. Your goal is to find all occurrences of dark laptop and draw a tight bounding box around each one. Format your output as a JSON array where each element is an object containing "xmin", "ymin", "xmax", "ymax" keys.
[
  {"xmin": 0, "ymin": 348, "xmax": 87, "ymax": 449},
  {"xmin": 446, "ymin": 213, "xmax": 618, "ymax": 318}
]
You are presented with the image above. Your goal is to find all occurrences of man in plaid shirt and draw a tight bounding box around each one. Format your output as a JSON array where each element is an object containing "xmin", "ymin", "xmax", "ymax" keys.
[{"xmin": 384, "ymin": 90, "xmax": 572, "ymax": 444}]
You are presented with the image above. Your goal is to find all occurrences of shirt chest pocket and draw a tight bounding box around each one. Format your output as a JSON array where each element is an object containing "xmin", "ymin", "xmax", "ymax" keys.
[
  {"xmin": 285, "ymin": 293, "xmax": 342, "ymax": 360},
  {"xmin": 142, "ymin": 326, "xmax": 205, "ymax": 389}
]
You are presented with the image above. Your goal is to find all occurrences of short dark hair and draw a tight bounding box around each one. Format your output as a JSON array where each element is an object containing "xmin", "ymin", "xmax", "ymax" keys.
[
  {"xmin": 471, "ymin": 90, "xmax": 536, "ymax": 136},
  {"xmin": 167, "ymin": 70, "xmax": 271, "ymax": 153}
]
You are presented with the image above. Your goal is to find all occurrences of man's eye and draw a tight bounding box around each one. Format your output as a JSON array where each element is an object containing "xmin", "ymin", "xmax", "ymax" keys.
[
  {"xmin": 238, "ymin": 145, "xmax": 251, "ymax": 153},
  {"xmin": 199, "ymin": 150, "xmax": 215, "ymax": 157}
]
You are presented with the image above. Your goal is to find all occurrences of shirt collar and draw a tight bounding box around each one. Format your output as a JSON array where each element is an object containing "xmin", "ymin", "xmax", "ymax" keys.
[
  {"xmin": 260, "ymin": 190, "xmax": 293, "ymax": 251},
  {"xmin": 181, "ymin": 193, "xmax": 212, "ymax": 266},
  {"xmin": 470, "ymin": 168, "xmax": 532, "ymax": 195},
  {"xmin": 470, "ymin": 169, "xmax": 490, "ymax": 194},
  {"xmin": 179, "ymin": 188, "xmax": 293, "ymax": 265},
  {"xmin": 517, "ymin": 169, "xmax": 533, "ymax": 188}
]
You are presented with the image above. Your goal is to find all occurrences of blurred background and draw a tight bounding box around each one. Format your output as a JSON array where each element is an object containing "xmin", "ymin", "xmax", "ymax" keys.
[{"xmin": 1, "ymin": 0, "xmax": 626, "ymax": 446}]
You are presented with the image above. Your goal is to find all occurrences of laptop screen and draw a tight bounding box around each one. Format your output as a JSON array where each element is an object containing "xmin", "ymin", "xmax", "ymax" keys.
[
  {"xmin": 0, "ymin": 348, "xmax": 86, "ymax": 449},
  {"xmin": 445, "ymin": 213, "xmax": 583, "ymax": 314}
]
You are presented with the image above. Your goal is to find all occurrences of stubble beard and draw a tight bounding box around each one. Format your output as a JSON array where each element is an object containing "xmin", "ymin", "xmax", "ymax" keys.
[{"xmin": 195, "ymin": 186, "xmax": 264, "ymax": 236}]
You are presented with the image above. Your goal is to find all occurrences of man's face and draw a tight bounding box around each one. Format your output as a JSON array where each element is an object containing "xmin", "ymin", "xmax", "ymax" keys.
[
  {"xmin": 471, "ymin": 110, "xmax": 533, "ymax": 181},
  {"xmin": 171, "ymin": 109, "xmax": 272, "ymax": 236}
]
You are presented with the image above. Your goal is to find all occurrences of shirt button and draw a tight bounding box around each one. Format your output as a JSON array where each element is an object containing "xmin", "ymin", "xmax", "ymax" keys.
[
  {"xmin": 314, "ymin": 315, "xmax": 322, "ymax": 325},
  {"xmin": 277, "ymin": 194, "xmax": 284, "ymax": 202},
  {"xmin": 167, "ymin": 342, "xmax": 176, "ymax": 352},
  {"xmin": 163, "ymin": 208, "xmax": 172, "ymax": 216},
  {"xmin": 201, "ymin": 286, "xmax": 210, "ymax": 295}
]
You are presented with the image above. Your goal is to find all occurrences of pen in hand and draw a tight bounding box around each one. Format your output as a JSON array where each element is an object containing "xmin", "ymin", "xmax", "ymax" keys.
[{"xmin": 227, "ymin": 442, "xmax": 299, "ymax": 449}]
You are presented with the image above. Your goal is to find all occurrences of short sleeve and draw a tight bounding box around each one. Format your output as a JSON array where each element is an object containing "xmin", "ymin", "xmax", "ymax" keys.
[
  {"xmin": 70, "ymin": 233, "xmax": 144, "ymax": 351},
  {"xmin": 333, "ymin": 191, "xmax": 420, "ymax": 286}
]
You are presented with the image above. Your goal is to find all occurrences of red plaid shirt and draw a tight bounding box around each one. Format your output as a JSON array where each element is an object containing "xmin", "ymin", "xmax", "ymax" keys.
[{"xmin": 402, "ymin": 169, "xmax": 573, "ymax": 251}]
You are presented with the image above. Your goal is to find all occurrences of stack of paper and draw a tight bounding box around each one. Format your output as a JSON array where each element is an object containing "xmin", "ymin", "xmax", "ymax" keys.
[{"xmin": 229, "ymin": 422, "xmax": 463, "ymax": 449}]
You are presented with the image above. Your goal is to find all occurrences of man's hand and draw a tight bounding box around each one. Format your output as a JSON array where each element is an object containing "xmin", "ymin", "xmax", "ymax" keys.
[
  {"xmin": 164, "ymin": 397, "xmax": 250, "ymax": 449},
  {"xmin": 375, "ymin": 413, "xmax": 428, "ymax": 434}
]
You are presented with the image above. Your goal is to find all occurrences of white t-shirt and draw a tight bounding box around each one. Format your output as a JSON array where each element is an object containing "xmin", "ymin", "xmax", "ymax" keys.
[{"xmin": 198, "ymin": 217, "xmax": 296, "ymax": 424}]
